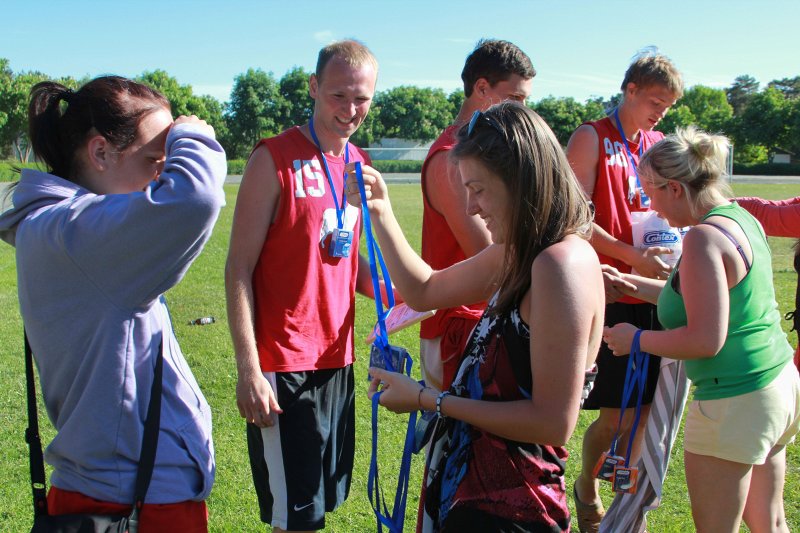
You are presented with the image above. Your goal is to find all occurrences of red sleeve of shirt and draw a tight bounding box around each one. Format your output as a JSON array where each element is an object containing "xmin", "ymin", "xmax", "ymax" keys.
[{"xmin": 736, "ymin": 197, "xmax": 800, "ymax": 238}]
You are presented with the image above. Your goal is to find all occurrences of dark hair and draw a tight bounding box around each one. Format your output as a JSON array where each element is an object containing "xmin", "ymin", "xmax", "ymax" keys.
[
  {"xmin": 461, "ymin": 39, "xmax": 536, "ymax": 97},
  {"xmin": 28, "ymin": 75, "xmax": 170, "ymax": 180},
  {"xmin": 315, "ymin": 39, "xmax": 378, "ymax": 82},
  {"xmin": 620, "ymin": 48, "xmax": 683, "ymax": 98},
  {"xmin": 452, "ymin": 102, "xmax": 591, "ymax": 315}
]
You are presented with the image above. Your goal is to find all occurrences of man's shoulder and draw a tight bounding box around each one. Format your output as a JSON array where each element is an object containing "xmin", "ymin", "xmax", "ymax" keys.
[
  {"xmin": 422, "ymin": 124, "xmax": 460, "ymax": 174},
  {"xmin": 258, "ymin": 126, "xmax": 303, "ymax": 148},
  {"xmin": 432, "ymin": 124, "xmax": 460, "ymax": 151}
]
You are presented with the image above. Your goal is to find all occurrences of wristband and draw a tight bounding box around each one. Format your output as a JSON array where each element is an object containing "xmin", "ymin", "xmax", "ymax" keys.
[
  {"xmin": 417, "ymin": 386, "xmax": 428, "ymax": 410},
  {"xmin": 436, "ymin": 391, "xmax": 450, "ymax": 419}
]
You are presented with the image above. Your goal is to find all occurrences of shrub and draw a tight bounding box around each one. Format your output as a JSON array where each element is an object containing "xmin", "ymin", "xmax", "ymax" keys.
[
  {"xmin": 226, "ymin": 159, "xmax": 247, "ymax": 175},
  {"xmin": 371, "ymin": 160, "xmax": 423, "ymax": 173},
  {"xmin": 733, "ymin": 162, "xmax": 800, "ymax": 176}
]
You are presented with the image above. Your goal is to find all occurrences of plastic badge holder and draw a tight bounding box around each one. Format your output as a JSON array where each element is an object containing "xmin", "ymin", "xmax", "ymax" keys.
[
  {"xmin": 329, "ymin": 228, "xmax": 353, "ymax": 258},
  {"xmin": 593, "ymin": 451, "xmax": 625, "ymax": 482},
  {"xmin": 367, "ymin": 344, "xmax": 408, "ymax": 381},
  {"xmin": 612, "ymin": 465, "xmax": 639, "ymax": 494}
]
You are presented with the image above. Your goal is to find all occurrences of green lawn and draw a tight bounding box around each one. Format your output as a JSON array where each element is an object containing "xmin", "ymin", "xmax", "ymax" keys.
[{"xmin": 0, "ymin": 183, "xmax": 798, "ymax": 531}]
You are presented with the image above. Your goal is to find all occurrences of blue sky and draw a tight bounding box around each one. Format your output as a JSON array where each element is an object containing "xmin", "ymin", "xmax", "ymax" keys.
[{"xmin": 2, "ymin": 0, "xmax": 798, "ymax": 104}]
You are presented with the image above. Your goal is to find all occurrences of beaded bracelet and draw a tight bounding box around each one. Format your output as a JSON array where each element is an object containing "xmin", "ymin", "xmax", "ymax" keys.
[{"xmin": 436, "ymin": 391, "xmax": 450, "ymax": 419}]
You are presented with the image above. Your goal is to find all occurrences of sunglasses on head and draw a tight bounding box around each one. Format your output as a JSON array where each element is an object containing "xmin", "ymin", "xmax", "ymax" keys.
[{"xmin": 467, "ymin": 109, "xmax": 504, "ymax": 138}]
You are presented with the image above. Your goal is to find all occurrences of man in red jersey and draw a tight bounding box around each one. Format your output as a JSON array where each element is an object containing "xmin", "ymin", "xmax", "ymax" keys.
[
  {"xmin": 419, "ymin": 39, "xmax": 535, "ymax": 391},
  {"xmin": 566, "ymin": 50, "xmax": 682, "ymax": 533},
  {"xmin": 225, "ymin": 40, "xmax": 379, "ymax": 533}
]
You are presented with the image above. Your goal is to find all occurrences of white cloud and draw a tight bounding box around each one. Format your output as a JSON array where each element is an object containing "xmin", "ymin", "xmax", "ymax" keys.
[{"xmin": 313, "ymin": 30, "xmax": 335, "ymax": 43}]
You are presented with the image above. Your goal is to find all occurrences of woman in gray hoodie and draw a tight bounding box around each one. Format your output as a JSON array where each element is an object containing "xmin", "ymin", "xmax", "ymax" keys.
[{"xmin": 0, "ymin": 76, "xmax": 226, "ymax": 531}]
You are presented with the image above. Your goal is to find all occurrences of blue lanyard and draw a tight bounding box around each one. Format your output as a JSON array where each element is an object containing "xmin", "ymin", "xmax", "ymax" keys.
[
  {"xmin": 309, "ymin": 117, "xmax": 349, "ymax": 228},
  {"xmin": 613, "ymin": 109, "xmax": 649, "ymax": 207},
  {"xmin": 609, "ymin": 329, "xmax": 650, "ymax": 466},
  {"xmin": 355, "ymin": 162, "xmax": 417, "ymax": 533},
  {"xmin": 354, "ymin": 163, "xmax": 395, "ymax": 353}
]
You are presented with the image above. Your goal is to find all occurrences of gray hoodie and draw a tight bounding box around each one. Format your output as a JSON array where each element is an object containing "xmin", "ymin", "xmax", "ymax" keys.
[{"xmin": 0, "ymin": 123, "xmax": 226, "ymax": 504}]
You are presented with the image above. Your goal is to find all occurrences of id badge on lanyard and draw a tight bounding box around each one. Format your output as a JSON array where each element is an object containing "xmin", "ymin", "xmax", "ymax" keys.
[
  {"xmin": 309, "ymin": 117, "xmax": 353, "ymax": 258},
  {"xmin": 613, "ymin": 109, "xmax": 650, "ymax": 208}
]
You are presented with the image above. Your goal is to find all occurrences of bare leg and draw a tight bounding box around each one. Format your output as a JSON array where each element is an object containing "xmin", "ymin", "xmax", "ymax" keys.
[
  {"xmin": 684, "ymin": 450, "xmax": 752, "ymax": 533},
  {"xmin": 742, "ymin": 445, "xmax": 790, "ymax": 533}
]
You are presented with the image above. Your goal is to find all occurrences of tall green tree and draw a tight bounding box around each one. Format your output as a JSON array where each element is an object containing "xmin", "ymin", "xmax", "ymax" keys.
[
  {"xmin": 726, "ymin": 74, "xmax": 759, "ymax": 115},
  {"xmin": 375, "ymin": 86, "xmax": 452, "ymax": 141},
  {"xmin": 223, "ymin": 68, "xmax": 282, "ymax": 158},
  {"xmin": 0, "ymin": 59, "xmax": 13, "ymax": 158},
  {"xmin": 658, "ymin": 85, "xmax": 733, "ymax": 135},
  {"xmin": 137, "ymin": 70, "xmax": 224, "ymax": 123},
  {"xmin": 656, "ymin": 104, "xmax": 695, "ymax": 134},
  {"xmin": 277, "ymin": 66, "xmax": 313, "ymax": 131},
  {"xmin": 530, "ymin": 96, "xmax": 605, "ymax": 146},
  {"xmin": 734, "ymin": 87, "xmax": 790, "ymax": 155},
  {"xmin": 768, "ymin": 76, "xmax": 800, "ymax": 100},
  {"xmin": 0, "ymin": 68, "xmax": 49, "ymax": 161},
  {"xmin": 447, "ymin": 89, "xmax": 464, "ymax": 120}
]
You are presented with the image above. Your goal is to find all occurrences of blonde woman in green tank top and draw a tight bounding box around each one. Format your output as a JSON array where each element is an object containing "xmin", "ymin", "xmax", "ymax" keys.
[{"xmin": 601, "ymin": 127, "xmax": 800, "ymax": 533}]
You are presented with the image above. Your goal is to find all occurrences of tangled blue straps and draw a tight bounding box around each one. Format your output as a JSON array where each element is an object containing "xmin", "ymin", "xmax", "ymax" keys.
[
  {"xmin": 609, "ymin": 329, "xmax": 650, "ymax": 468},
  {"xmin": 355, "ymin": 162, "xmax": 418, "ymax": 532}
]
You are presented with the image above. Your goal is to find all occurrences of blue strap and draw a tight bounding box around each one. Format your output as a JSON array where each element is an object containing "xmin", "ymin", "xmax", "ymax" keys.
[
  {"xmin": 609, "ymin": 342, "xmax": 639, "ymax": 456},
  {"xmin": 355, "ymin": 162, "xmax": 396, "ymax": 366},
  {"xmin": 622, "ymin": 330, "xmax": 650, "ymax": 465},
  {"xmin": 309, "ymin": 117, "xmax": 349, "ymax": 228},
  {"xmin": 357, "ymin": 161, "xmax": 416, "ymax": 532},
  {"xmin": 368, "ymin": 381, "xmax": 419, "ymax": 532},
  {"xmin": 609, "ymin": 329, "xmax": 650, "ymax": 461},
  {"xmin": 613, "ymin": 109, "xmax": 649, "ymax": 207}
]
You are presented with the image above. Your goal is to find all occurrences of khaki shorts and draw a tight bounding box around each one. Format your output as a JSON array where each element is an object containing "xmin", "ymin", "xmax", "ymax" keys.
[{"xmin": 684, "ymin": 362, "xmax": 800, "ymax": 465}]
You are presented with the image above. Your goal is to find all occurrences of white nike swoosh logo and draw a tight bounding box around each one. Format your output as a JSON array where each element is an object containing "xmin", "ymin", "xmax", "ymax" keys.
[{"xmin": 293, "ymin": 502, "xmax": 314, "ymax": 511}]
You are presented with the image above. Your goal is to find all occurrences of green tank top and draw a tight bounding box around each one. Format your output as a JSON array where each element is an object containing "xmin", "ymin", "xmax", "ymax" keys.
[{"xmin": 657, "ymin": 202, "xmax": 792, "ymax": 400}]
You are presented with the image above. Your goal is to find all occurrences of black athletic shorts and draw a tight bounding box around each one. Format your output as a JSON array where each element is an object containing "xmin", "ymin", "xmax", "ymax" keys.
[
  {"xmin": 246, "ymin": 365, "xmax": 355, "ymax": 530},
  {"xmin": 583, "ymin": 302, "xmax": 662, "ymax": 409}
]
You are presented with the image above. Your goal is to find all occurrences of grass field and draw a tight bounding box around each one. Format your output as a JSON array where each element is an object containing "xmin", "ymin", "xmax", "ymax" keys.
[{"xmin": 0, "ymin": 182, "xmax": 798, "ymax": 531}]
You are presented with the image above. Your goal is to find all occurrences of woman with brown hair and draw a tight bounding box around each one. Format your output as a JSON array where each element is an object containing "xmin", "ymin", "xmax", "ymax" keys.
[{"xmin": 348, "ymin": 101, "xmax": 604, "ymax": 532}]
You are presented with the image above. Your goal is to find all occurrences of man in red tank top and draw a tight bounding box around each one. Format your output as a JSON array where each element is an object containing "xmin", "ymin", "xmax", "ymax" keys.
[
  {"xmin": 225, "ymin": 40, "xmax": 380, "ymax": 533},
  {"xmin": 565, "ymin": 51, "xmax": 682, "ymax": 533},
  {"xmin": 419, "ymin": 39, "xmax": 535, "ymax": 390}
]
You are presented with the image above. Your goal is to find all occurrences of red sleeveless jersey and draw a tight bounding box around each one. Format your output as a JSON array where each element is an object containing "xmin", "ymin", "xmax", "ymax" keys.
[
  {"xmin": 251, "ymin": 127, "xmax": 369, "ymax": 372},
  {"xmin": 588, "ymin": 116, "xmax": 663, "ymax": 304},
  {"xmin": 420, "ymin": 125, "xmax": 485, "ymax": 339}
]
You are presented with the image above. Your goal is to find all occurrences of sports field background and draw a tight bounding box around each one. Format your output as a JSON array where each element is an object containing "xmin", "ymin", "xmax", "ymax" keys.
[{"xmin": 0, "ymin": 182, "xmax": 797, "ymax": 531}]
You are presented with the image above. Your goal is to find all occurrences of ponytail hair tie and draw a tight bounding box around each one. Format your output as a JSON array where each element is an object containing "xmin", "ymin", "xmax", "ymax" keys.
[{"xmin": 60, "ymin": 88, "xmax": 75, "ymax": 105}]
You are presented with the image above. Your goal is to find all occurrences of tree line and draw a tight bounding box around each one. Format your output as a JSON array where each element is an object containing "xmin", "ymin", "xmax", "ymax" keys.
[{"xmin": 1, "ymin": 58, "xmax": 798, "ymax": 163}]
